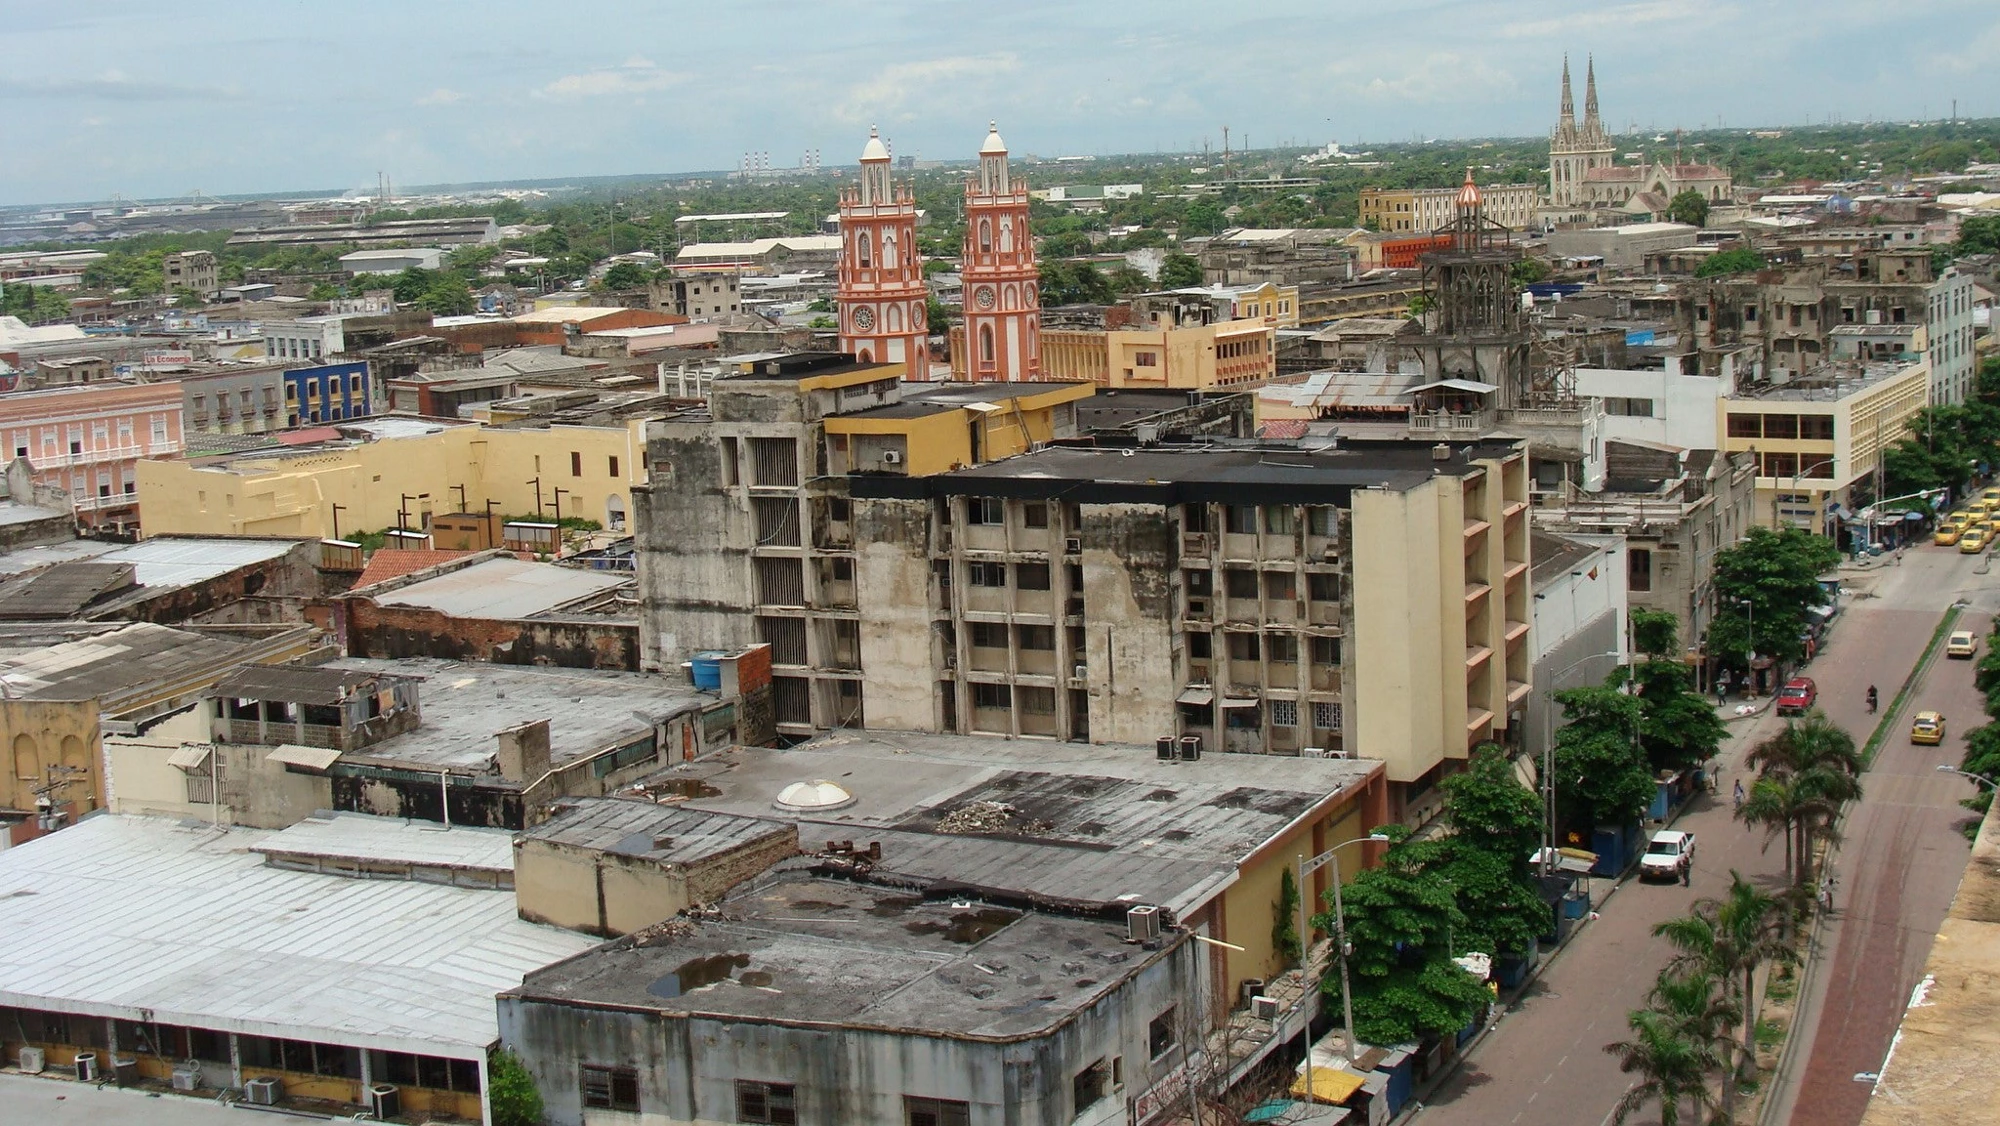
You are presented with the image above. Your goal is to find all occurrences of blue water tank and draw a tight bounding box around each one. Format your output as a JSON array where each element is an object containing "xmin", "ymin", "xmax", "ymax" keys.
[{"xmin": 689, "ymin": 652, "xmax": 726, "ymax": 691}]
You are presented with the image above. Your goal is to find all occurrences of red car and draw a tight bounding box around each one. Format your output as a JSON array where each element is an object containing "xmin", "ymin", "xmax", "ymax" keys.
[{"xmin": 1777, "ymin": 677, "xmax": 1817, "ymax": 716}]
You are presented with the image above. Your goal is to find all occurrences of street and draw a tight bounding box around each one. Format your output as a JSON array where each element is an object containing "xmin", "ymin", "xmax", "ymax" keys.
[{"xmin": 1410, "ymin": 545, "xmax": 1981, "ymax": 1126}]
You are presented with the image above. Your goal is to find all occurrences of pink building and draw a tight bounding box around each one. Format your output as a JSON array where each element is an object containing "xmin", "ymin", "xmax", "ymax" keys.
[
  {"xmin": 0, "ymin": 382, "xmax": 183, "ymax": 530},
  {"xmin": 836, "ymin": 128, "xmax": 930, "ymax": 379},
  {"xmin": 960, "ymin": 123, "xmax": 1042, "ymax": 382}
]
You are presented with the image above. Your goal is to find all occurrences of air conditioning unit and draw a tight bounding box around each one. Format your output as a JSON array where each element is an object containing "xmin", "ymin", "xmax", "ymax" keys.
[
  {"xmin": 1178, "ymin": 735, "xmax": 1203, "ymax": 761},
  {"xmin": 1126, "ymin": 904, "xmax": 1162, "ymax": 943},
  {"xmin": 1239, "ymin": 979, "xmax": 1266, "ymax": 1007},
  {"xmin": 1156, "ymin": 736, "xmax": 1176, "ymax": 762},
  {"xmin": 113, "ymin": 1056, "xmax": 139, "ymax": 1087},
  {"xmin": 369, "ymin": 1085, "xmax": 402, "ymax": 1120},
  {"xmin": 73, "ymin": 1052, "xmax": 98, "ymax": 1082},
  {"xmin": 1065, "ymin": 537, "xmax": 1083, "ymax": 555},
  {"xmin": 1073, "ymin": 664, "xmax": 1087, "ymax": 680},
  {"xmin": 170, "ymin": 1066, "xmax": 201, "ymax": 1091},
  {"xmin": 1251, "ymin": 996, "xmax": 1281, "ymax": 1021},
  {"xmin": 1182, "ymin": 532, "xmax": 1211, "ymax": 556},
  {"xmin": 244, "ymin": 1077, "xmax": 282, "ymax": 1106},
  {"xmin": 1301, "ymin": 746, "xmax": 1325, "ymax": 759},
  {"xmin": 16, "ymin": 1046, "xmax": 43, "ymax": 1074},
  {"xmin": 881, "ymin": 450, "xmax": 903, "ymax": 465}
]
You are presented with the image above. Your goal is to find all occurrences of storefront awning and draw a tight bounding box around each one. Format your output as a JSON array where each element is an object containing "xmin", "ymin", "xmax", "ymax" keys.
[{"xmin": 1289, "ymin": 1067, "xmax": 1366, "ymax": 1104}]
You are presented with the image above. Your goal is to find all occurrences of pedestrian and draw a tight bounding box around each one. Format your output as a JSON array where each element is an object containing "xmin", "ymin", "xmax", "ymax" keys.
[
  {"xmin": 1819, "ymin": 879, "xmax": 1834, "ymax": 913},
  {"xmin": 1680, "ymin": 859, "xmax": 1691, "ymax": 887},
  {"xmin": 1734, "ymin": 779, "xmax": 1746, "ymax": 811}
]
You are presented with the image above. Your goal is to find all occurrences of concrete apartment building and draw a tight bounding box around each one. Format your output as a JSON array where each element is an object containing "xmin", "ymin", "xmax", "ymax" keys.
[
  {"xmin": 180, "ymin": 364, "xmax": 288, "ymax": 436},
  {"xmin": 647, "ymin": 270, "xmax": 742, "ymax": 319},
  {"xmin": 629, "ymin": 353, "xmax": 1091, "ymax": 730},
  {"xmin": 161, "ymin": 250, "xmax": 218, "ymax": 295},
  {"xmin": 1360, "ymin": 183, "xmax": 1540, "ymax": 233},
  {"xmin": 1718, "ymin": 357, "xmax": 1929, "ymax": 534},
  {"xmin": 0, "ymin": 381, "xmax": 183, "ymax": 530},
  {"xmin": 261, "ymin": 315, "xmax": 346, "ymax": 363},
  {"xmin": 836, "ymin": 439, "xmax": 1532, "ymax": 817}
]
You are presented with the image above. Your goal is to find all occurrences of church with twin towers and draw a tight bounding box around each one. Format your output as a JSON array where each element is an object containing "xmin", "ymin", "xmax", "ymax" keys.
[
  {"xmin": 1544, "ymin": 55, "xmax": 1731, "ymax": 225},
  {"xmin": 836, "ymin": 123, "xmax": 1041, "ymax": 382}
]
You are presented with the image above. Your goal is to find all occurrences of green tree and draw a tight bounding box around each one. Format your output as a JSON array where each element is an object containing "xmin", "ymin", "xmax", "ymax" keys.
[
  {"xmin": 487, "ymin": 1047, "xmax": 544, "ymax": 1126},
  {"xmin": 925, "ymin": 296, "xmax": 952, "ymax": 334},
  {"xmin": 1, "ymin": 284, "xmax": 71, "ymax": 322},
  {"xmin": 1741, "ymin": 710, "xmax": 1863, "ymax": 888},
  {"xmin": 1438, "ymin": 744, "xmax": 1551, "ymax": 958},
  {"xmin": 1667, "ymin": 189, "xmax": 1711, "ymax": 228},
  {"xmin": 1039, "ymin": 231, "xmax": 1093, "ymax": 258},
  {"xmin": 1625, "ymin": 611, "xmax": 1727, "ymax": 774},
  {"xmin": 1654, "ymin": 873, "xmax": 1793, "ymax": 1119},
  {"xmin": 1956, "ymin": 214, "xmax": 2000, "ymax": 256},
  {"xmin": 1318, "ymin": 840, "xmax": 1490, "ymax": 1045},
  {"xmin": 1695, "ymin": 245, "xmax": 1766, "ymax": 278},
  {"xmin": 808, "ymin": 314, "xmax": 836, "ymax": 329},
  {"xmin": 1157, "ymin": 252, "xmax": 1203, "ymax": 288},
  {"xmin": 600, "ymin": 261, "xmax": 651, "ymax": 291},
  {"xmin": 1705, "ymin": 527, "xmax": 1840, "ymax": 669},
  {"xmin": 417, "ymin": 276, "xmax": 476, "ymax": 316},
  {"xmin": 1511, "ymin": 257, "xmax": 1551, "ymax": 286},
  {"xmin": 388, "ymin": 268, "xmax": 435, "ymax": 305},
  {"xmin": 1273, "ymin": 866, "xmax": 1302, "ymax": 968},
  {"xmin": 1105, "ymin": 264, "xmax": 1153, "ymax": 297},
  {"xmin": 1550, "ymin": 685, "xmax": 1655, "ymax": 831},
  {"xmin": 307, "ymin": 282, "xmax": 340, "ymax": 302},
  {"xmin": 1182, "ymin": 199, "xmax": 1225, "ymax": 236},
  {"xmin": 1037, "ymin": 261, "xmax": 1114, "ymax": 307},
  {"xmin": 1602, "ymin": 1008, "xmax": 1722, "ymax": 1126}
]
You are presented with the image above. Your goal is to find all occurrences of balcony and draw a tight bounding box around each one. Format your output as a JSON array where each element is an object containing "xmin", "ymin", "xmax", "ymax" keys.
[
  {"xmin": 1464, "ymin": 582, "xmax": 1490, "ymax": 606},
  {"xmin": 34, "ymin": 442, "xmax": 182, "ymax": 470},
  {"xmin": 1408, "ymin": 411, "xmax": 1487, "ymax": 433},
  {"xmin": 1504, "ymin": 619, "xmax": 1530, "ymax": 645},
  {"xmin": 1467, "ymin": 707, "xmax": 1495, "ymax": 736},
  {"xmin": 1465, "ymin": 644, "xmax": 1492, "ymax": 670}
]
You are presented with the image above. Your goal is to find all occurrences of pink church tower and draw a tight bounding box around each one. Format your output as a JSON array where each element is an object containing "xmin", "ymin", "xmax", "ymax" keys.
[
  {"xmin": 960, "ymin": 122, "xmax": 1041, "ymax": 381},
  {"xmin": 837, "ymin": 127, "xmax": 930, "ymax": 378}
]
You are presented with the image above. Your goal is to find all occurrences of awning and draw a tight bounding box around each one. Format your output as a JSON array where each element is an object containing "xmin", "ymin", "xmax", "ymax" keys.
[
  {"xmin": 266, "ymin": 744, "xmax": 343, "ymax": 771},
  {"xmin": 1221, "ymin": 695, "xmax": 1261, "ymax": 708},
  {"xmin": 1404, "ymin": 378, "xmax": 1498, "ymax": 395},
  {"xmin": 167, "ymin": 744, "xmax": 213, "ymax": 771},
  {"xmin": 1176, "ymin": 687, "xmax": 1214, "ymax": 706},
  {"xmin": 1290, "ymin": 1067, "xmax": 1366, "ymax": 1104}
]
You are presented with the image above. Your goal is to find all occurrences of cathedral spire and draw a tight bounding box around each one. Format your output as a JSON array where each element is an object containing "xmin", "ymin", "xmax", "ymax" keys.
[
  {"xmin": 1583, "ymin": 55, "xmax": 1602, "ymax": 142},
  {"xmin": 1560, "ymin": 54, "xmax": 1575, "ymax": 124}
]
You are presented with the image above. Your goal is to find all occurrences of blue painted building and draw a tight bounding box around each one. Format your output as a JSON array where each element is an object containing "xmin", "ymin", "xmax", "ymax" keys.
[{"xmin": 284, "ymin": 361, "xmax": 371, "ymax": 426}]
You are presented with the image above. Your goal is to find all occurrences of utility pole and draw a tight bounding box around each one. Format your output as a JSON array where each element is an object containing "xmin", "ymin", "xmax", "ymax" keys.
[{"xmin": 527, "ymin": 477, "xmax": 542, "ymax": 517}]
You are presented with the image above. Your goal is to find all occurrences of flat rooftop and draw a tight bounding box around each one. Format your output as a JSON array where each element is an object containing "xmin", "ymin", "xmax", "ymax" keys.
[
  {"xmin": 829, "ymin": 380, "xmax": 1092, "ymax": 420},
  {"xmin": 522, "ymin": 797, "xmax": 794, "ymax": 867},
  {"xmin": 368, "ymin": 556, "xmax": 628, "ymax": 619},
  {"xmin": 0, "ymin": 815, "xmax": 592, "ymax": 1059},
  {"xmin": 0, "ymin": 622, "xmax": 273, "ymax": 708},
  {"xmin": 850, "ymin": 439, "xmax": 1520, "ymax": 505},
  {"xmin": 1724, "ymin": 358, "xmax": 1923, "ymax": 403},
  {"xmin": 253, "ymin": 810, "xmax": 517, "ymax": 875},
  {"xmin": 658, "ymin": 730, "xmax": 1376, "ymax": 912},
  {"xmin": 506, "ymin": 871, "xmax": 1182, "ymax": 1040},
  {"xmin": 321, "ymin": 657, "xmax": 708, "ymax": 773}
]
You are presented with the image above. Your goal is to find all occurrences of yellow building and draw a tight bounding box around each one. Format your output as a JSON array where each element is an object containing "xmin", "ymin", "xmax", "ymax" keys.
[
  {"xmin": 1719, "ymin": 358, "xmax": 1930, "ymax": 533},
  {"xmin": 1040, "ymin": 319, "xmax": 1277, "ymax": 390},
  {"xmin": 136, "ymin": 418, "xmax": 649, "ymax": 539},
  {"xmin": 1360, "ymin": 182, "xmax": 1540, "ymax": 233},
  {"xmin": 823, "ymin": 380, "xmax": 1095, "ymax": 475}
]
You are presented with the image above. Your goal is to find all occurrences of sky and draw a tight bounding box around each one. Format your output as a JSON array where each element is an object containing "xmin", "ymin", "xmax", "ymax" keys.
[{"xmin": 2, "ymin": 0, "xmax": 1998, "ymax": 206}]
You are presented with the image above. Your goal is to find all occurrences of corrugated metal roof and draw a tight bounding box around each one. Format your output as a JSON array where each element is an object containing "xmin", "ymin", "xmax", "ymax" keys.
[
  {"xmin": 523, "ymin": 797, "xmax": 791, "ymax": 866},
  {"xmin": 254, "ymin": 812, "xmax": 516, "ymax": 873},
  {"xmin": 0, "ymin": 815, "xmax": 594, "ymax": 1059},
  {"xmin": 99, "ymin": 537, "xmax": 300, "ymax": 588},
  {"xmin": 373, "ymin": 557, "xmax": 626, "ymax": 619}
]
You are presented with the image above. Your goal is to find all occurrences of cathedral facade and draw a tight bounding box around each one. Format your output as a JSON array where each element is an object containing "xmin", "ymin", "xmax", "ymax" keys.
[{"xmin": 1544, "ymin": 57, "xmax": 1731, "ymax": 226}]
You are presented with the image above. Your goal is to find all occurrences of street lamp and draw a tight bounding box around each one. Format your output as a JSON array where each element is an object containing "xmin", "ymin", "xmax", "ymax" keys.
[
  {"xmin": 1935, "ymin": 765, "xmax": 1998, "ymax": 790},
  {"xmin": 1299, "ymin": 831, "xmax": 1392, "ymax": 1079},
  {"xmin": 1775, "ymin": 457, "xmax": 1838, "ymax": 533},
  {"xmin": 1541, "ymin": 650, "xmax": 1624, "ymax": 875}
]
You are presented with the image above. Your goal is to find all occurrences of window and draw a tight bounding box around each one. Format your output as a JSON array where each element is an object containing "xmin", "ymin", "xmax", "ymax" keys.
[
  {"xmin": 1762, "ymin": 414, "xmax": 1798, "ymax": 440},
  {"xmin": 1021, "ymin": 502, "xmax": 1048, "ymax": 528},
  {"xmin": 1227, "ymin": 633, "xmax": 1261, "ymax": 661},
  {"xmin": 1148, "ymin": 1008, "xmax": 1178, "ymax": 1059},
  {"xmin": 1308, "ymin": 572, "xmax": 1341, "ymax": 602},
  {"xmin": 1225, "ymin": 505, "xmax": 1258, "ymax": 534},
  {"xmin": 750, "ymin": 437, "xmax": 798, "ymax": 487},
  {"xmin": 972, "ymin": 683, "xmax": 1012, "ymax": 709},
  {"xmin": 608, "ymin": 455, "xmax": 620, "ymax": 477},
  {"xmin": 970, "ymin": 622, "xmax": 1008, "ymax": 648},
  {"xmin": 1270, "ymin": 699, "xmax": 1298, "ymax": 726},
  {"xmin": 905, "ymin": 1096, "xmax": 971, "ymax": 1126},
  {"xmin": 968, "ymin": 562, "xmax": 1007, "ymax": 587},
  {"xmin": 1799, "ymin": 415, "xmax": 1834, "ymax": 441},
  {"xmin": 1307, "ymin": 506, "xmax": 1338, "ymax": 538},
  {"xmin": 1133, "ymin": 351, "xmax": 1159, "ymax": 367},
  {"xmin": 1312, "ymin": 636, "xmax": 1341, "ymax": 664},
  {"xmin": 1014, "ymin": 562, "xmax": 1051, "ymax": 590},
  {"xmin": 720, "ymin": 436, "xmax": 741, "ymax": 486},
  {"xmin": 968, "ymin": 497, "xmax": 1004, "ymax": 525},
  {"xmin": 736, "ymin": 1080, "xmax": 797, "ymax": 1125},
  {"xmin": 1187, "ymin": 632, "xmax": 1212, "ymax": 659},
  {"xmin": 1264, "ymin": 571, "xmax": 1295, "ymax": 600},
  {"xmin": 1266, "ymin": 634, "xmax": 1298, "ymax": 663},
  {"xmin": 1073, "ymin": 1059, "xmax": 1109, "ymax": 1114},
  {"xmin": 1018, "ymin": 686, "xmax": 1057, "ymax": 714},
  {"xmin": 1017, "ymin": 624, "xmax": 1055, "ymax": 650},
  {"xmin": 1314, "ymin": 701, "xmax": 1342, "ymax": 730},
  {"xmin": 1725, "ymin": 413, "xmax": 1761, "ymax": 439},
  {"xmin": 185, "ymin": 769, "xmax": 215, "ymax": 804},
  {"xmin": 1224, "ymin": 569, "xmax": 1258, "ymax": 599},
  {"xmin": 570, "ymin": 451, "xmax": 584, "ymax": 477},
  {"xmin": 1264, "ymin": 506, "xmax": 1294, "ymax": 534},
  {"xmin": 1629, "ymin": 548, "xmax": 1653, "ymax": 593},
  {"xmin": 582, "ymin": 1065, "xmax": 640, "ymax": 1111}
]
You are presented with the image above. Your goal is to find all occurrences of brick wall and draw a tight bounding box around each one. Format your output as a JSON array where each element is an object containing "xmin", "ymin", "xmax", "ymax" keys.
[{"xmin": 340, "ymin": 598, "xmax": 641, "ymax": 670}]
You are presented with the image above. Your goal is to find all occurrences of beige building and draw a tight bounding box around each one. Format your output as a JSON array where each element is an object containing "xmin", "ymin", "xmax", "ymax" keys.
[
  {"xmin": 135, "ymin": 416, "xmax": 649, "ymax": 539},
  {"xmin": 1719, "ymin": 358, "xmax": 1930, "ymax": 533},
  {"xmin": 845, "ymin": 439, "xmax": 1531, "ymax": 819},
  {"xmin": 162, "ymin": 250, "xmax": 218, "ymax": 295},
  {"xmin": 1040, "ymin": 319, "xmax": 1276, "ymax": 390},
  {"xmin": 1360, "ymin": 183, "xmax": 1539, "ymax": 233}
]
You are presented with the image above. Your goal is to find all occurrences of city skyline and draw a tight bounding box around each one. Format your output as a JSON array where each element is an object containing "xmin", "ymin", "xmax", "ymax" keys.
[{"xmin": 3, "ymin": 0, "xmax": 1998, "ymax": 205}]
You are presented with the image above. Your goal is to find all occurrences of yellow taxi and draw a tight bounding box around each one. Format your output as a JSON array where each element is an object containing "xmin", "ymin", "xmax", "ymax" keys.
[
  {"xmin": 1937, "ymin": 522, "xmax": 1966, "ymax": 546},
  {"xmin": 1911, "ymin": 711, "xmax": 1946, "ymax": 746},
  {"xmin": 1962, "ymin": 527, "xmax": 1990, "ymax": 553},
  {"xmin": 1982, "ymin": 487, "xmax": 2000, "ymax": 505}
]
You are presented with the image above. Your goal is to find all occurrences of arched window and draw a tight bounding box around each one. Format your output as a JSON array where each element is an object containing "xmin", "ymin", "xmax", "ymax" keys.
[
  {"xmin": 887, "ymin": 304, "xmax": 904, "ymax": 332},
  {"xmin": 882, "ymin": 233, "xmax": 898, "ymax": 269},
  {"xmin": 857, "ymin": 232, "xmax": 872, "ymax": 269},
  {"xmin": 12, "ymin": 733, "xmax": 35, "ymax": 782},
  {"xmin": 979, "ymin": 324, "xmax": 995, "ymax": 366},
  {"xmin": 858, "ymin": 348, "xmax": 873, "ymax": 363},
  {"xmin": 999, "ymin": 219, "xmax": 1013, "ymax": 253},
  {"xmin": 979, "ymin": 220, "xmax": 992, "ymax": 254},
  {"xmin": 60, "ymin": 734, "xmax": 85, "ymax": 771}
]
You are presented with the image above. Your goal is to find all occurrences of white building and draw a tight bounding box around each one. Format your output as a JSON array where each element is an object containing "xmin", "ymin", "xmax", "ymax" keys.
[
  {"xmin": 1576, "ymin": 355, "xmax": 1727, "ymax": 451},
  {"xmin": 261, "ymin": 315, "xmax": 346, "ymax": 362},
  {"xmin": 1927, "ymin": 267, "xmax": 1979, "ymax": 405},
  {"xmin": 338, "ymin": 248, "xmax": 446, "ymax": 276}
]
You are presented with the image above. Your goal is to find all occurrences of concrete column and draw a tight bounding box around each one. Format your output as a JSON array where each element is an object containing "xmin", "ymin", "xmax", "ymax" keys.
[{"xmin": 229, "ymin": 1033, "xmax": 242, "ymax": 1089}]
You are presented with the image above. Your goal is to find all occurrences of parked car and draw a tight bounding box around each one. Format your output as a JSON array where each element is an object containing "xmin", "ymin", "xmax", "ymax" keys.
[
  {"xmin": 1947, "ymin": 631, "xmax": 1979, "ymax": 660},
  {"xmin": 1911, "ymin": 711, "xmax": 1946, "ymax": 746},
  {"xmin": 1640, "ymin": 830, "xmax": 1696, "ymax": 881},
  {"xmin": 1776, "ymin": 677, "xmax": 1817, "ymax": 716}
]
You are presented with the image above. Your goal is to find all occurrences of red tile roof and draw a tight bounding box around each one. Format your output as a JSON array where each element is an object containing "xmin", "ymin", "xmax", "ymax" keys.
[
  {"xmin": 1259, "ymin": 419, "xmax": 1310, "ymax": 440},
  {"xmin": 350, "ymin": 549, "xmax": 472, "ymax": 592}
]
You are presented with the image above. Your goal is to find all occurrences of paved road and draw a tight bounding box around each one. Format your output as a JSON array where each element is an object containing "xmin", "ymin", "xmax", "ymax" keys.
[
  {"xmin": 1771, "ymin": 547, "xmax": 1994, "ymax": 1126},
  {"xmin": 1411, "ymin": 547, "xmax": 1972, "ymax": 1126}
]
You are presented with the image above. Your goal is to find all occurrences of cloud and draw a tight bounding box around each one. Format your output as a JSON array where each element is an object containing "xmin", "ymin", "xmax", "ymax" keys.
[
  {"xmin": 417, "ymin": 88, "xmax": 466, "ymax": 106},
  {"xmin": 534, "ymin": 60, "xmax": 683, "ymax": 100},
  {"xmin": 0, "ymin": 70, "xmax": 237, "ymax": 102},
  {"xmin": 837, "ymin": 53, "xmax": 1020, "ymax": 124}
]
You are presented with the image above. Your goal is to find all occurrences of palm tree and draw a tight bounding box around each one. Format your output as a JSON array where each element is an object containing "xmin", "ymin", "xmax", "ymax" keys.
[
  {"xmin": 1656, "ymin": 874, "xmax": 1795, "ymax": 1121},
  {"xmin": 1741, "ymin": 711, "xmax": 1864, "ymax": 888},
  {"xmin": 1604, "ymin": 1008, "xmax": 1722, "ymax": 1126},
  {"xmin": 1747, "ymin": 710, "xmax": 1862, "ymax": 779}
]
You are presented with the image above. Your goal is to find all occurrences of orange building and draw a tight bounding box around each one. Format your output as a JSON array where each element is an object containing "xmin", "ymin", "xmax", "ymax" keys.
[
  {"xmin": 960, "ymin": 123, "xmax": 1042, "ymax": 381},
  {"xmin": 837, "ymin": 128, "xmax": 930, "ymax": 379},
  {"xmin": 0, "ymin": 381, "xmax": 183, "ymax": 530}
]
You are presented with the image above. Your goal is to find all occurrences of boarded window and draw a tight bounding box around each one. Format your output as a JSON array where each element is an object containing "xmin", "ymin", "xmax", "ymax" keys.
[
  {"xmin": 754, "ymin": 558, "xmax": 805, "ymax": 605},
  {"xmin": 582, "ymin": 1065, "xmax": 640, "ymax": 1111},
  {"xmin": 772, "ymin": 678, "xmax": 810, "ymax": 725},
  {"xmin": 1629, "ymin": 548, "xmax": 1653, "ymax": 593},
  {"xmin": 905, "ymin": 1096, "xmax": 971, "ymax": 1126},
  {"xmin": 735, "ymin": 1079, "xmax": 796, "ymax": 1124},
  {"xmin": 752, "ymin": 497, "xmax": 801, "ymax": 546},
  {"xmin": 749, "ymin": 438, "xmax": 799, "ymax": 487}
]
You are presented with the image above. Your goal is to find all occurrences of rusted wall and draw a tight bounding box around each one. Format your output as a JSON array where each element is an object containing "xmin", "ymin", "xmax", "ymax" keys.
[{"xmin": 340, "ymin": 599, "xmax": 641, "ymax": 670}]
